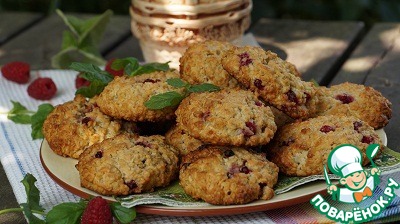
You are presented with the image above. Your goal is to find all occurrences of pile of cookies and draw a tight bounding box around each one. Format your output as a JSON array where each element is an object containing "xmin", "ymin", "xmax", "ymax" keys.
[{"xmin": 43, "ymin": 40, "xmax": 392, "ymax": 206}]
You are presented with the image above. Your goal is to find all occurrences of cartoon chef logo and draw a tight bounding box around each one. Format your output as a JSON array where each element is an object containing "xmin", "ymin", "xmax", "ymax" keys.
[{"xmin": 325, "ymin": 144, "xmax": 381, "ymax": 203}]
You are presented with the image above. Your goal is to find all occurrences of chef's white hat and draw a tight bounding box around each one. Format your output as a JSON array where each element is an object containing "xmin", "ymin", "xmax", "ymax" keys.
[{"xmin": 328, "ymin": 145, "xmax": 363, "ymax": 177}]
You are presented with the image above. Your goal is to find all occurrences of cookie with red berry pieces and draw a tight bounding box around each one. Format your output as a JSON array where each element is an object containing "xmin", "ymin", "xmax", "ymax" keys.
[
  {"xmin": 179, "ymin": 145, "xmax": 279, "ymax": 205},
  {"xmin": 43, "ymin": 95, "xmax": 133, "ymax": 159},
  {"xmin": 96, "ymin": 70, "xmax": 184, "ymax": 122},
  {"xmin": 315, "ymin": 82, "xmax": 392, "ymax": 129},
  {"xmin": 221, "ymin": 45, "xmax": 318, "ymax": 119},
  {"xmin": 175, "ymin": 89, "xmax": 277, "ymax": 147},
  {"xmin": 165, "ymin": 124, "xmax": 204, "ymax": 156},
  {"xmin": 76, "ymin": 134, "xmax": 179, "ymax": 195},
  {"xmin": 179, "ymin": 40, "xmax": 239, "ymax": 89},
  {"xmin": 1, "ymin": 61, "xmax": 30, "ymax": 84},
  {"xmin": 266, "ymin": 115, "xmax": 383, "ymax": 177}
]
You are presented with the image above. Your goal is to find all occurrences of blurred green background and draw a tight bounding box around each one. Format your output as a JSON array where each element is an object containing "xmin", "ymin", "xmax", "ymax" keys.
[{"xmin": 1, "ymin": 0, "xmax": 400, "ymax": 27}]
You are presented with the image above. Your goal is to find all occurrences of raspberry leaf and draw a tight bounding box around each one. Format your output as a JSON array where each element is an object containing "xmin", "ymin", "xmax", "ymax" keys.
[
  {"xmin": 110, "ymin": 202, "xmax": 136, "ymax": 224},
  {"xmin": 46, "ymin": 201, "xmax": 86, "ymax": 224},
  {"xmin": 7, "ymin": 101, "xmax": 34, "ymax": 124},
  {"xmin": 144, "ymin": 91, "xmax": 185, "ymax": 110},
  {"xmin": 31, "ymin": 103, "xmax": 54, "ymax": 140}
]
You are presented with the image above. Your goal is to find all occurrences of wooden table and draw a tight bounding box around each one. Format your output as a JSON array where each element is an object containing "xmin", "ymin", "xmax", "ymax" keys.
[{"xmin": 1, "ymin": 12, "xmax": 399, "ymax": 223}]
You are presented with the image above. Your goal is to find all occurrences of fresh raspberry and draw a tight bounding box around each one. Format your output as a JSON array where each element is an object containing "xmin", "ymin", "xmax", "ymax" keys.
[
  {"xmin": 81, "ymin": 197, "xmax": 113, "ymax": 224},
  {"xmin": 105, "ymin": 59, "xmax": 124, "ymax": 77},
  {"xmin": 27, "ymin": 77, "xmax": 57, "ymax": 100},
  {"xmin": 75, "ymin": 73, "xmax": 91, "ymax": 89},
  {"xmin": 1, "ymin": 61, "xmax": 30, "ymax": 84}
]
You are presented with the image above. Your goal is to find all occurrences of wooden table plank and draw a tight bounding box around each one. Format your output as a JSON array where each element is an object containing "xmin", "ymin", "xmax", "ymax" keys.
[
  {"xmin": 330, "ymin": 23, "xmax": 400, "ymax": 85},
  {"xmin": 0, "ymin": 13, "xmax": 131, "ymax": 69},
  {"xmin": 331, "ymin": 23, "xmax": 400, "ymax": 151},
  {"xmin": 0, "ymin": 12, "xmax": 44, "ymax": 45},
  {"xmin": 250, "ymin": 18, "xmax": 365, "ymax": 85}
]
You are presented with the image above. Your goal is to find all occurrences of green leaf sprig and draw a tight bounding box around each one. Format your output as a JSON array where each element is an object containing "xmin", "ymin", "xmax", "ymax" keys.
[
  {"xmin": 145, "ymin": 78, "xmax": 220, "ymax": 110},
  {"xmin": 0, "ymin": 174, "xmax": 136, "ymax": 224},
  {"xmin": 70, "ymin": 59, "xmax": 171, "ymax": 98},
  {"xmin": 70, "ymin": 62, "xmax": 114, "ymax": 98},
  {"xmin": 6, "ymin": 101, "xmax": 54, "ymax": 140},
  {"xmin": 111, "ymin": 57, "xmax": 170, "ymax": 77},
  {"xmin": 51, "ymin": 9, "xmax": 113, "ymax": 69}
]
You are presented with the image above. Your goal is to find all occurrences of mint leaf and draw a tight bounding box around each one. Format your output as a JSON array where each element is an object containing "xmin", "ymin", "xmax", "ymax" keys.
[
  {"xmin": 110, "ymin": 202, "xmax": 136, "ymax": 224},
  {"xmin": 21, "ymin": 174, "xmax": 44, "ymax": 212},
  {"xmin": 131, "ymin": 62, "xmax": 170, "ymax": 76},
  {"xmin": 167, "ymin": 78, "xmax": 188, "ymax": 88},
  {"xmin": 46, "ymin": 201, "xmax": 86, "ymax": 224},
  {"xmin": 51, "ymin": 10, "xmax": 112, "ymax": 69},
  {"xmin": 20, "ymin": 203, "xmax": 45, "ymax": 224},
  {"xmin": 76, "ymin": 80, "xmax": 108, "ymax": 98},
  {"xmin": 61, "ymin": 30, "xmax": 78, "ymax": 50},
  {"xmin": 70, "ymin": 62, "xmax": 114, "ymax": 98},
  {"xmin": 113, "ymin": 57, "xmax": 169, "ymax": 77},
  {"xmin": 144, "ymin": 91, "xmax": 185, "ymax": 110},
  {"xmin": 144, "ymin": 80, "xmax": 220, "ymax": 110},
  {"xmin": 31, "ymin": 104, "xmax": 54, "ymax": 140},
  {"xmin": 7, "ymin": 101, "xmax": 34, "ymax": 124},
  {"xmin": 112, "ymin": 58, "xmax": 140, "ymax": 74},
  {"xmin": 70, "ymin": 62, "xmax": 113, "ymax": 84},
  {"xmin": 188, "ymin": 83, "xmax": 220, "ymax": 93}
]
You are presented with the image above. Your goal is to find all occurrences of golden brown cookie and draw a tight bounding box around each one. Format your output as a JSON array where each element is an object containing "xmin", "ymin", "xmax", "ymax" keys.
[
  {"xmin": 267, "ymin": 115, "xmax": 383, "ymax": 177},
  {"xmin": 96, "ymin": 70, "xmax": 184, "ymax": 122},
  {"xmin": 315, "ymin": 82, "xmax": 392, "ymax": 129},
  {"xmin": 76, "ymin": 134, "xmax": 179, "ymax": 196},
  {"xmin": 165, "ymin": 124, "xmax": 204, "ymax": 156},
  {"xmin": 43, "ymin": 95, "xmax": 126, "ymax": 159},
  {"xmin": 179, "ymin": 40, "xmax": 239, "ymax": 89},
  {"xmin": 175, "ymin": 89, "xmax": 277, "ymax": 146},
  {"xmin": 179, "ymin": 145, "xmax": 279, "ymax": 205},
  {"xmin": 222, "ymin": 45, "xmax": 318, "ymax": 119}
]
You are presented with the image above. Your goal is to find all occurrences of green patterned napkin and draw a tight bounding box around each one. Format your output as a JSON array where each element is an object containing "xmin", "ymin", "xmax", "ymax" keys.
[{"xmin": 118, "ymin": 146, "xmax": 400, "ymax": 208}]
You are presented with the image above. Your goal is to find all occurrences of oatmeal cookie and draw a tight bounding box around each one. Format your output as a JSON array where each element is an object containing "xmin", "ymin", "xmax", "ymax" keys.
[
  {"xmin": 96, "ymin": 70, "xmax": 184, "ymax": 122},
  {"xmin": 76, "ymin": 134, "xmax": 179, "ymax": 195},
  {"xmin": 175, "ymin": 89, "xmax": 277, "ymax": 146},
  {"xmin": 179, "ymin": 40, "xmax": 239, "ymax": 89},
  {"xmin": 221, "ymin": 45, "xmax": 318, "ymax": 119},
  {"xmin": 179, "ymin": 145, "xmax": 279, "ymax": 205},
  {"xmin": 315, "ymin": 82, "xmax": 392, "ymax": 129},
  {"xmin": 42, "ymin": 95, "xmax": 126, "ymax": 159},
  {"xmin": 267, "ymin": 115, "xmax": 383, "ymax": 177},
  {"xmin": 165, "ymin": 124, "xmax": 204, "ymax": 156}
]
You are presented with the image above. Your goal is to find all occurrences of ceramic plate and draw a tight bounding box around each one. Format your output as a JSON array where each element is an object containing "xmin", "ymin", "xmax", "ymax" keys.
[{"xmin": 40, "ymin": 129, "xmax": 387, "ymax": 216}]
